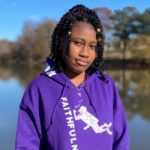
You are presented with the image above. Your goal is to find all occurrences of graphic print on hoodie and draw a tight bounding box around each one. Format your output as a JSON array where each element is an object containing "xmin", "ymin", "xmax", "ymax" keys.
[
  {"xmin": 16, "ymin": 64, "xmax": 130, "ymax": 150},
  {"xmin": 73, "ymin": 105, "xmax": 112, "ymax": 135}
]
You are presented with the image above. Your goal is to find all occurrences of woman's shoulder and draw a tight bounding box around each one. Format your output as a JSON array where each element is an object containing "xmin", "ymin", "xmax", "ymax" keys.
[
  {"xmin": 25, "ymin": 75, "xmax": 44, "ymax": 89},
  {"xmin": 92, "ymin": 72, "xmax": 119, "ymax": 96},
  {"xmin": 95, "ymin": 71, "xmax": 116, "ymax": 86},
  {"xmin": 26, "ymin": 72, "xmax": 54, "ymax": 88}
]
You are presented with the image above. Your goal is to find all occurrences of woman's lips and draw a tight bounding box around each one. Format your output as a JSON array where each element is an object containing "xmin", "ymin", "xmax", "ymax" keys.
[{"xmin": 76, "ymin": 59, "xmax": 89, "ymax": 66}]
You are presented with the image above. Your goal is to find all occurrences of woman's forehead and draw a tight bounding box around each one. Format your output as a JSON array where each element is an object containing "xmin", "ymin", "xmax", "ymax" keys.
[
  {"xmin": 70, "ymin": 22, "xmax": 97, "ymax": 42},
  {"xmin": 71, "ymin": 22, "xmax": 96, "ymax": 33},
  {"xmin": 72, "ymin": 21, "xmax": 95, "ymax": 30}
]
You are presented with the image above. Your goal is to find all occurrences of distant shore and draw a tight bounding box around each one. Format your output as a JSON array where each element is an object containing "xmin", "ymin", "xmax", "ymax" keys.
[{"xmin": 105, "ymin": 58, "xmax": 150, "ymax": 70}]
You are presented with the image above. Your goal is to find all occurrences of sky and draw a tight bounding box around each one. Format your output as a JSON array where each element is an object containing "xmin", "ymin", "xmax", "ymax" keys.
[{"xmin": 0, "ymin": 0, "xmax": 149, "ymax": 41}]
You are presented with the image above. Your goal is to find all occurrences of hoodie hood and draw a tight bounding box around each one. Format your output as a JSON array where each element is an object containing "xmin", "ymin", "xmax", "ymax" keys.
[{"xmin": 42, "ymin": 58, "xmax": 105, "ymax": 88}]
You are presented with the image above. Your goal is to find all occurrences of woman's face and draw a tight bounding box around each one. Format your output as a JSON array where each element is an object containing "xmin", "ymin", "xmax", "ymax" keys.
[{"xmin": 62, "ymin": 22, "xmax": 97, "ymax": 76}]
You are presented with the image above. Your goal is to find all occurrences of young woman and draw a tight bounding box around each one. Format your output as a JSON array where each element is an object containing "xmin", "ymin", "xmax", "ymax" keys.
[{"xmin": 16, "ymin": 4, "xmax": 130, "ymax": 150}]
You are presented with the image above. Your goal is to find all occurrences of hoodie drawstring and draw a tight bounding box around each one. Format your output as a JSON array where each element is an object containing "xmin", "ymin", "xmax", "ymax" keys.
[
  {"xmin": 49, "ymin": 80, "xmax": 69, "ymax": 126},
  {"xmin": 84, "ymin": 86, "xmax": 99, "ymax": 118}
]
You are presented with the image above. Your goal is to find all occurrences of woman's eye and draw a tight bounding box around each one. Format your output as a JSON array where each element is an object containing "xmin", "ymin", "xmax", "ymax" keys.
[
  {"xmin": 73, "ymin": 40, "xmax": 83, "ymax": 46},
  {"xmin": 90, "ymin": 45, "xmax": 97, "ymax": 49}
]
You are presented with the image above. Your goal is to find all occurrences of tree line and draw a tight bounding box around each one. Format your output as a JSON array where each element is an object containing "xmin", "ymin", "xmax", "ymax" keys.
[{"xmin": 0, "ymin": 7, "xmax": 150, "ymax": 66}]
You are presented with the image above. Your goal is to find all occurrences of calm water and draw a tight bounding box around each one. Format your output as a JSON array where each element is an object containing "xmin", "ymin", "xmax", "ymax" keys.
[{"xmin": 0, "ymin": 67, "xmax": 150, "ymax": 150}]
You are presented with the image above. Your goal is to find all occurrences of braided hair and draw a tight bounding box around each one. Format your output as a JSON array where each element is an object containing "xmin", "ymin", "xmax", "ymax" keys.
[{"xmin": 49, "ymin": 4, "xmax": 105, "ymax": 79}]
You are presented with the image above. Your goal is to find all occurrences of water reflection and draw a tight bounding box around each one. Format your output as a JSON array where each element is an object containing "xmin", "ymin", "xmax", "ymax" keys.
[
  {"xmin": 0, "ymin": 63, "xmax": 44, "ymax": 87},
  {"xmin": 0, "ymin": 78, "xmax": 24, "ymax": 150},
  {"xmin": 106, "ymin": 69, "xmax": 150, "ymax": 150},
  {"xmin": 129, "ymin": 115, "xmax": 150, "ymax": 150},
  {"xmin": 107, "ymin": 69, "xmax": 150, "ymax": 121},
  {"xmin": 0, "ymin": 63, "xmax": 150, "ymax": 150}
]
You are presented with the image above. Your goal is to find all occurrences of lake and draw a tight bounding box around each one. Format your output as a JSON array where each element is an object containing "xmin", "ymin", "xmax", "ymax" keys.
[{"xmin": 0, "ymin": 66, "xmax": 150, "ymax": 150}]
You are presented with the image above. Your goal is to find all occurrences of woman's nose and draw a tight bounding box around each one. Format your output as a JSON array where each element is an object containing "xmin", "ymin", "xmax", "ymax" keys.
[{"xmin": 79, "ymin": 45, "xmax": 89, "ymax": 58}]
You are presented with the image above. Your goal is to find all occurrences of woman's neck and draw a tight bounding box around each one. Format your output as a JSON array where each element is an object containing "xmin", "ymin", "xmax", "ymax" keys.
[{"xmin": 64, "ymin": 71, "xmax": 86, "ymax": 87}]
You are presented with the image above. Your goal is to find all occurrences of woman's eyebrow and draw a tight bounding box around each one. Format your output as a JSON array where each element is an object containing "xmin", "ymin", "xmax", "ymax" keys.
[
  {"xmin": 71, "ymin": 37, "xmax": 84, "ymax": 40},
  {"xmin": 71, "ymin": 38, "xmax": 97, "ymax": 43}
]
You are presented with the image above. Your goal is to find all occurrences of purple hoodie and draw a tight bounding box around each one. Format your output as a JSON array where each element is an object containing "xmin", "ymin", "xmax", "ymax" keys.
[{"xmin": 16, "ymin": 65, "xmax": 130, "ymax": 150}]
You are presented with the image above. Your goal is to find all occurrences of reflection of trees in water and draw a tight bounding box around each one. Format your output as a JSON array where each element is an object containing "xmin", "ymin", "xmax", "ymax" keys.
[
  {"xmin": 1, "ymin": 63, "xmax": 150, "ymax": 121},
  {"xmin": 107, "ymin": 69, "xmax": 150, "ymax": 121},
  {"xmin": 0, "ymin": 63, "xmax": 44, "ymax": 87}
]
